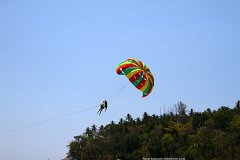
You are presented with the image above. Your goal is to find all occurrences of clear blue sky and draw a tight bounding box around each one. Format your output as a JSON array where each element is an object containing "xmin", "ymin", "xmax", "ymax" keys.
[{"xmin": 0, "ymin": 0, "xmax": 240, "ymax": 159}]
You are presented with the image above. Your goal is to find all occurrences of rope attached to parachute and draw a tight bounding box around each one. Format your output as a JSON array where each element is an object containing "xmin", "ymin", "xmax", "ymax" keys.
[
  {"xmin": 0, "ymin": 105, "xmax": 99, "ymax": 135},
  {"xmin": 0, "ymin": 97, "xmax": 137, "ymax": 135}
]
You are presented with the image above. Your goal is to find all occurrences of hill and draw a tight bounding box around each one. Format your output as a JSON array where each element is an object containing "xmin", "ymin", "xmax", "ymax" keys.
[{"xmin": 64, "ymin": 101, "xmax": 240, "ymax": 160}]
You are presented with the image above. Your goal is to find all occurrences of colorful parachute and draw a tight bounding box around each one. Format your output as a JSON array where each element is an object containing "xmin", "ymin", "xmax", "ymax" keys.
[{"xmin": 116, "ymin": 58, "xmax": 154, "ymax": 97}]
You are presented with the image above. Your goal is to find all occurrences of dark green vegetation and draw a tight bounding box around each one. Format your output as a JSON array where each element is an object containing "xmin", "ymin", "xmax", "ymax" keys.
[{"xmin": 65, "ymin": 101, "xmax": 240, "ymax": 160}]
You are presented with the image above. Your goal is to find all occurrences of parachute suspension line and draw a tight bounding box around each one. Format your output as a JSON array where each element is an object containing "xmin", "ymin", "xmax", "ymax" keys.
[
  {"xmin": 110, "ymin": 97, "xmax": 138, "ymax": 107},
  {"xmin": 108, "ymin": 67, "xmax": 133, "ymax": 104},
  {"xmin": 109, "ymin": 81, "xmax": 129, "ymax": 104}
]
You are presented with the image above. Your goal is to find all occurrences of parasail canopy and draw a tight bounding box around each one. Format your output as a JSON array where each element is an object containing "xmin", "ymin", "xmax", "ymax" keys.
[{"xmin": 116, "ymin": 58, "xmax": 154, "ymax": 97}]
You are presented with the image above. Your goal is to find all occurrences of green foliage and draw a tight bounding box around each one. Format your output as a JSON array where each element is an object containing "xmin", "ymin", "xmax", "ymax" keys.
[{"xmin": 65, "ymin": 101, "xmax": 240, "ymax": 160}]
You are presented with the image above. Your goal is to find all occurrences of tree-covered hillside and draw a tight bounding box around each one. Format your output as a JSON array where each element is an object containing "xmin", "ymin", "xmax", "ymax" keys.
[{"xmin": 64, "ymin": 101, "xmax": 240, "ymax": 160}]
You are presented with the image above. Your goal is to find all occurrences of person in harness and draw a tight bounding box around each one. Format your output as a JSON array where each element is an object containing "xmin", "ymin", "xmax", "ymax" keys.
[{"xmin": 97, "ymin": 100, "xmax": 108, "ymax": 115}]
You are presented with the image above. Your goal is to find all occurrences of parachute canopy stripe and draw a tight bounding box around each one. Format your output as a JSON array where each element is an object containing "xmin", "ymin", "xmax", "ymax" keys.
[
  {"xmin": 116, "ymin": 58, "xmax": 154, "ymax": 97},
  {"xmin": 121, "ymin": 67, "xmax": 137, "ymax": 75},
  {"xmin": 116, "ymin": 64, "xmax": 137, "ymax": 75},
  {"xmin": 146, "ymin": 78, "xmax": 154, "ymax": 95},
  {"xmin": 128, "ymin": 70, "xmax": 143, "ymax": 83},
  {"xmin": 132, "ymin": 72, "xmax": 144, "ymax": 87},
  {"xmin": 136, "ymin": 73, "xmax": 147, "ymax": 90},
  {"xmin": 143, "ymin": 80, "xmax": 151, "ymax": 96},
  {"xmin": 140, "ymin": 77, "xmax": 149, "ymax": 93}
]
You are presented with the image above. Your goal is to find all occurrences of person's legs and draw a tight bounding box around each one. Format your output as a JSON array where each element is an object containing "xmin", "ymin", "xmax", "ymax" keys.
[{"xmin": 98, "ymin": 110, "xmax": 102, "ymax": 115}]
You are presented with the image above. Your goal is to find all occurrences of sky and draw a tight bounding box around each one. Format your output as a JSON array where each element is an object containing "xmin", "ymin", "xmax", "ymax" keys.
[{"xmin": 0, "ymin": 0, "xmax": 240, "ymax": 159}]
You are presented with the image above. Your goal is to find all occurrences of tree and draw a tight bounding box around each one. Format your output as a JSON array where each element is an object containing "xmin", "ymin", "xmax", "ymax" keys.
[
  {"xmin": 91, "ymin": 124, "xmax": 97, "ymax": 138},
  {"xmin": 126, "ymin": 113, "xmax": 133, "ymax": 122},
  {"xmin": 177, "ymin": 101, "xmax": 187, "ymax": 115},
  {"xmin": 234, "ymin": 100, "xmax": 240, "ymax": 114},
  {"xmin": 213, "ymin": 106, "xmax": 232, "ymax": 131},
  {"xmin": 142, "ymin": 112, "xmax": 149, "ymax": 123}
]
